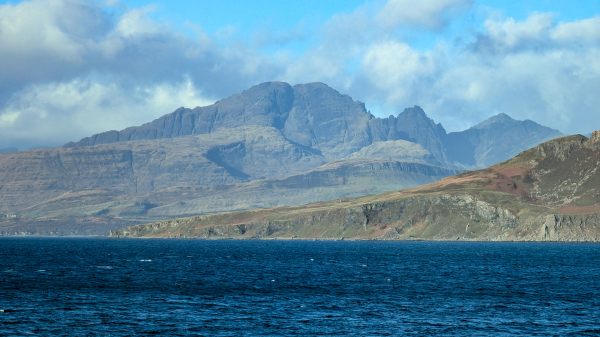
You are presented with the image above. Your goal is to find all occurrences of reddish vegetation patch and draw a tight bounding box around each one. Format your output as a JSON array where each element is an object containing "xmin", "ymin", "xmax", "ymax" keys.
[
  {"xmin": 404, "ymin": 169, "xmax": 495, "ymax": 194},
  {"xmin": 484, "ymin": 166, "xmax": 530, "ymax": 198},
  {"xmin": 558, "ymin": 204, "xmax": 600, "ymax": 215}
]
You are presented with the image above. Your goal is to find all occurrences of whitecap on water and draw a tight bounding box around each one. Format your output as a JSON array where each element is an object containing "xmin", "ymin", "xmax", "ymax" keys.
[{"xmin": 139, "ymin": 259, "xmax": 152, "ymax": 262}]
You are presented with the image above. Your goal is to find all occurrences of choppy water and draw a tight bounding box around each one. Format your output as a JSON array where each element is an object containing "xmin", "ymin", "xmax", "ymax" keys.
[{"xmin": 1, "ymin": 238, "xmax": 600, "ymax": 336}]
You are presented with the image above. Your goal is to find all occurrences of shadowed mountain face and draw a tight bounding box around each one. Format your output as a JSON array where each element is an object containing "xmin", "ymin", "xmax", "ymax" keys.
[{"xmin": 111, "ymin": 132, "xmax": 600, "ymax": 241}]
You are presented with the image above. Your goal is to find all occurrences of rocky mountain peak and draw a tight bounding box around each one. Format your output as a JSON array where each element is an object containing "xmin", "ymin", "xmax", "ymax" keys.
[
  {"xmin": 584, "ymin": 130, "xmax": 600, "ymax": 150},
  {"xmin": 589, "ymin": 130, "xmax": 600, "ymax": 144},
  {"xmin": 473, "ymin": 113, "xmax": 516, "ymax": 129},
  {"xmin": 398, "ymin": 105, "xmax": 427, "ymax": 118}
]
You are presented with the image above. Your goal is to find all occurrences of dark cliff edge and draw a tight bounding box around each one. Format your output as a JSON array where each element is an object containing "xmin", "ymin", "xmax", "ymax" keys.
[{"xmin": 110, "ymin": 131, "xmax": 600, "ymax": 242}]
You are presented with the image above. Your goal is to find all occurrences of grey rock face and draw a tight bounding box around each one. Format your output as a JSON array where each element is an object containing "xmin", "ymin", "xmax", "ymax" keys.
[{"xmin": 63, "ymin": 82, "xmax": 450, "ymax": 163}]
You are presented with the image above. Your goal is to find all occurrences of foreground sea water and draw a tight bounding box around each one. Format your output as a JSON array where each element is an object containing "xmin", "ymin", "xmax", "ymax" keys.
[{"xmin": 1, "ymin": 238, "xmax": 599, "ymax": 336}]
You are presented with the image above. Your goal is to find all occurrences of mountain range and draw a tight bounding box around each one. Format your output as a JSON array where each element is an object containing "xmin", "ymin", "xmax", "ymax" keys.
[
  {"xmin": 64, "ymin": 82, "xmax": 563, "ymax": 169},
  {"xmin": 0, "ymin": 82, "xmax": 565, "ymax": 236}
]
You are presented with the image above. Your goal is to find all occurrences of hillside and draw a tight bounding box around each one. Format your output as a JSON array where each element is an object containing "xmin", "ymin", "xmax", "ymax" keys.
[{"xmin": 110, "ymin": 132, "xmax": 600, "ymax": 241}]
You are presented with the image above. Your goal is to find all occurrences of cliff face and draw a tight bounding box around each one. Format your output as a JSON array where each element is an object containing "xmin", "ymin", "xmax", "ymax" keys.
[
  {"xmin": 110, "ymin": 132, "xmax": 600, "ymax": 242},
  {"xmin": 4, "ymin": 158, "xmax": 461, "ymax": 234}
]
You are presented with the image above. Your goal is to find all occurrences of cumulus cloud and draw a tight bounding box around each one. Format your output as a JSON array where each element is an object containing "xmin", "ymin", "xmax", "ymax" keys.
[
  {"xmin": 378, "ymin": 0, "xmax": 474, "ymax": 30},
  {"xmin": 349, "ymin": 12, "xmax": 600, "ymax": 134},
  {"xmin": 551, "ymin": 16, "xmax": 600, "ymax": 43},
  {"xmin": 0, "ymin": 76, "xmax": 213, "ymax": 149}
]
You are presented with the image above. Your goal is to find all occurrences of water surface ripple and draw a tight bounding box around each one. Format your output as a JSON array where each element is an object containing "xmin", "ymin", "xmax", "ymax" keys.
[{"xmin": 1, "ymin": 238, "xmax": 599, "ymax": 335}]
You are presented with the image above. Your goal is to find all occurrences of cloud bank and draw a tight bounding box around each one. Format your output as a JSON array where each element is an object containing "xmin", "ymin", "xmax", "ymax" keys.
[{"xmin": 0, "ymin": 0, "xmax": 598, "ymax": 149}]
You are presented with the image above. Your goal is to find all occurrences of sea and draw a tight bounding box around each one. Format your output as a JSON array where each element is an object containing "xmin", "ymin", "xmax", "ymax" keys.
[{"xmin": 1, "ymin": 238, "xmax": 599, "ymax": 336}]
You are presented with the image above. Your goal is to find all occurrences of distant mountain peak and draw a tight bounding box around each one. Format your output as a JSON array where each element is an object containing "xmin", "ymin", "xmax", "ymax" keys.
[
  {"xmin": 473, "ymin": 113, "xmax": 516, "ymax": 129},
  {"xmin": 399, "ymin": 105, "xmax": 427, "ymax": 117}
]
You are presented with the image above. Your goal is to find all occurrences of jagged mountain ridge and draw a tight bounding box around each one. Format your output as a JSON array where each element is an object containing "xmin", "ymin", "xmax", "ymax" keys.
[
  {"xmin": 110, "ymin": 131, "xmax": 600, "ymax": 241},
  {"xmin": 64, "ymin": 81, "xmax": 563, "ymax": 169},
  {"xmin": 64, "ymin": 82, "xmax": 449, "ymax": 163}
]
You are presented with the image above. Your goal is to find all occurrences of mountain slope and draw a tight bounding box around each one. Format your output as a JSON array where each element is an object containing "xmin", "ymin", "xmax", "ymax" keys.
[
  {"xmin": 0, "ymin": 81, "xmax": 571, "ymax": 237},
  {"xmin": 110, "ymin": 132, "xmax": 600, "ymax": 241}
]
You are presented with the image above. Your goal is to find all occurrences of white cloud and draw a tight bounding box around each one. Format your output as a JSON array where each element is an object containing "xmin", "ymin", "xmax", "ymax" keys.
[
  {"xmin": 476, "ymin": 12, "xmax": 554, "ymax": 52},
  {"xmin": 0, "ymin": 77, "xmax": 214, "ymax": 148},
  {"xmin": 551, "ymin": 16, "xmax": 600, "ymax": 43},
  {"xmin": 346, "ymin": 11, "xmax": 600, "ymax": 135},
  {"xmin": 360, "ymin": 41, "xmax": 435, "ymax": 102},
  {"xmin": 378, "ymin": 0, "xmax": 474, "ymax": 30}
]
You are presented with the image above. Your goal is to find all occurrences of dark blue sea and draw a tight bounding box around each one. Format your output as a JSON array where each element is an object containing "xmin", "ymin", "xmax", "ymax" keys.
[{"xmin": 1, "ymin": 238, "xmax": 600, "ymax": 336}]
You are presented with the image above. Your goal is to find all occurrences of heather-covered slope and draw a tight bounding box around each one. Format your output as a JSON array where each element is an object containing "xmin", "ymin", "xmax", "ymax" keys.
[{"xmin": 110, "ymin": 132, "xmax": 600, "ymax": 241}]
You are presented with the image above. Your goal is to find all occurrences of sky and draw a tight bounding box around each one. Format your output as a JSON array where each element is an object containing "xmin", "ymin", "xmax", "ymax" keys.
[{"xmin": 0, "ymin": 0, "xmax": 599, "ymax": 150}]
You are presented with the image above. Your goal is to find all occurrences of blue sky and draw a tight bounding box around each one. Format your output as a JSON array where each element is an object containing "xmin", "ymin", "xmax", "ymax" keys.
[{"xmin": 0, "ymin": 0, "xmax": 599, "ymax": 149}]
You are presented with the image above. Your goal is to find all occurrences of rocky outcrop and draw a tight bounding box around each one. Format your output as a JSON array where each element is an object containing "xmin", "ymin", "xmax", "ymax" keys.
[{"xmin": 346, "ymin": 140, "xmax": 440, "ymax": 165}]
